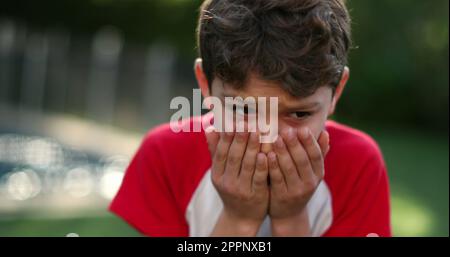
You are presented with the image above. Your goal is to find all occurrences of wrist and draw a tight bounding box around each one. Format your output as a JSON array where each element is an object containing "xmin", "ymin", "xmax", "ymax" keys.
[
  {"xmin": 270, "ymin": 209, "xmax": 311, "ymax": 237},
  {"xmin": 211, "ymin": 209, "xmax": 263, "ymax": 237}
]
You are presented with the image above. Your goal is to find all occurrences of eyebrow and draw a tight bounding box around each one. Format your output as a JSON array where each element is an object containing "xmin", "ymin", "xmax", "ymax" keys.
[
  {"xmin": 285, "ymin": 101, "xmax": 321, "ymax": 110},
  {"xmin": 222, "ymin": 93, "xmax": 320, "ymax": 109}
]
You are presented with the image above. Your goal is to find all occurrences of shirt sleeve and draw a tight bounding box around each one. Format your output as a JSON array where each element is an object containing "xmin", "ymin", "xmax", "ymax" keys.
[
  {"xmin": 109, "ymin": 133, "xmax": 189, "ymax": 236},
  {"xmin": 323, "ymin": 152, "xmax": 392, "ymax": 237}
]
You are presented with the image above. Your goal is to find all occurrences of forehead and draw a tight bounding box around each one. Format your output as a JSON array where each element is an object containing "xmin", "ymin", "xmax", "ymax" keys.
[{"xmin": 212, "ymin": 74, "xmax": 332, "ymax": 108}]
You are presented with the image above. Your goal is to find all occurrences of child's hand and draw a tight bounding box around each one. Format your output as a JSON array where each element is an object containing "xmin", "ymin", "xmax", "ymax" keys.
[
  {"xmin": 267, "ymin": 127, "xmax": 329, "ymax": 236},
  {"xmin": 205, "ymin": 128, "xmax": 269, "ymax": 236}
]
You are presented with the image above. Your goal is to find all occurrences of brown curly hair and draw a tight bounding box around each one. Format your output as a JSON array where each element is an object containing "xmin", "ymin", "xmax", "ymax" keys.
[{"xmin": 197, "ymin": 0, "xmax": 351, "ymax": 97}]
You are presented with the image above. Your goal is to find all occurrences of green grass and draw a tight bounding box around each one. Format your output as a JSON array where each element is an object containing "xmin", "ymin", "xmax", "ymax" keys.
[
  {"xmin": 373, "ymin": 128, "xmax": 449, "ymax": 236},
  {"xmin": 0, "ymin": 126, "xmax": 447, "ymax": 237},
  {"xmin": 0, "ymin": 214, "xmax": 141, "ymax": 237},
  {"xmin": 341, "ymin": 119, "xmax": 449, "ymax": 236}
]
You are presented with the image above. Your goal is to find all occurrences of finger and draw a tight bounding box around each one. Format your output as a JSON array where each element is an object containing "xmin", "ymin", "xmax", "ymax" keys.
[
  {"xmin": 317, "ymin": 130, "xmax": 330, "ymax": 156},
  {"xmin": 280, "ymin": 127, "xmax": 315, "ymax": 183},
  {"xmin": 224, "ymin": 132, "xmax": 249, "ymax": 179},
  {"xmin": 267, "ymin": 151, "xmax": 286, "ymax": 193},
  {"xmin": 205, "ymin": 125, "xmax": 220, "ymax": 156},
  {"xmin": 273, "ymin": 136, "xmax": 303, "ymax": 190},
  {"xmin": 211, "ymin": 132, "xmax": 234, "ymax": 180},
  {"xmin": 252, "ymin": 153, "xmax": 269, "ymax": 193},
  {"xmin": 298, "ymin": 127, "xmax": 324, "ymax": 179},
  {"xmin": 239, "ymin": 131, "xmax": 261, "ymax": 190}
]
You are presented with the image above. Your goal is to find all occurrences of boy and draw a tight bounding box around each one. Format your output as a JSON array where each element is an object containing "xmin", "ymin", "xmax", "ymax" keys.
[{"xmin": 110, "ymin": 0, "xmax": 391, "ymax": 237}]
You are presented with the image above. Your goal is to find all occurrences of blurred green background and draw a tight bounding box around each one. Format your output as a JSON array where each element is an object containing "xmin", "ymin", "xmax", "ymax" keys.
[{"xmin": 0, "ymin": 0, "xmax": 448, "ymax": 236}]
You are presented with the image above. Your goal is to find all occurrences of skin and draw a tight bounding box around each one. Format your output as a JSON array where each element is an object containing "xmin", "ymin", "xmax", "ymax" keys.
[{"xmin": 194, "ymin": 58, "xmax": 350, "ymax": 236}]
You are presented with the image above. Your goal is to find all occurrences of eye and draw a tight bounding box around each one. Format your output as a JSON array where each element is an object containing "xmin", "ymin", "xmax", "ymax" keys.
[{"xmin": 289, "ymin": 111, "xmax": 311, "ymax": 120}]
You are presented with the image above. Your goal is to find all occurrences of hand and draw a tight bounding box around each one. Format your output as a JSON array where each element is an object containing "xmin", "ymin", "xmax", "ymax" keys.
[
  {"xmin": 205, "ymin": 127, "xmax": 270, "ymax": 236},
  {"xmin": 267, "ymin": 127, "xmax": 329, "ymax": 236}
]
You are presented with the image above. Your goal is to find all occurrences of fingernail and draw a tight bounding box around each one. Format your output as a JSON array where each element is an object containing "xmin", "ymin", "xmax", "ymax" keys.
[
  {"xmin": 285, "ymin": 127, "xmax": 295, "ymax": 140},
  {"xmin": 270, "ymin": 151, "xmax": 276, "ymax": 158},
  {"xmin": 300, "ymin": 127, "xmax": 309, "ymax": 140},
  {"xmin": 268, "ymin": 152, "xmax": 278, "ymax": 168},
  {"xmin": 256, "ymin": 153, "xmax": 264, "ymax": 165},
  {"xmin": 257, "ymin": 153, "xmax": 264, "ymax": 162},
  {"xmin": 267, "ymin": 151, "xmax": 276, "ymax": 161}
]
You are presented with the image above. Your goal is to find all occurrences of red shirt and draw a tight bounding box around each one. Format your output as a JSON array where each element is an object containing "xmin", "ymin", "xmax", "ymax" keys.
[{"xmin": 109, "ymin": 116, "xmax": 391, "ymax": 237}]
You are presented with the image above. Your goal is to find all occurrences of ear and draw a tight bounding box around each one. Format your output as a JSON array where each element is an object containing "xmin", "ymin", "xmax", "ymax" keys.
[
  {"xmin": 328, "ymin": 66, "xmax": 350, "ymax": 116},
  {"xmin": 194, "ymin": 58, "xmax": 211, "ymax": 98}
]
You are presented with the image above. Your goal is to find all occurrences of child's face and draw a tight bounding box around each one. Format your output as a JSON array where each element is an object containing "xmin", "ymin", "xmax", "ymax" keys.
[
  {"xmin": 209, "ymin": 73, "xmax": 340, "ymax": 152},
  {"xmin": 195, "ymin": 59, "xmax": 348, "ymax": 152}
]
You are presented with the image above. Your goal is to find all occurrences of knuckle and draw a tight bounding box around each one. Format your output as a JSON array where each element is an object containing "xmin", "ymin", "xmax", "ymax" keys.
[
  {"xmin": 222, "ymin": 180, "xmax": 237, "ymax": 194},
  {"xmin": 271, "ymin": 173, "xmax": 283, "ymax": 183},
  {"xmin": 235, "ymin": 133, "xmax": 247, "ymax": 143},
  {"xmin": 223, "ymin": 132, "xmax": 234, "ymax": 142},
  {"xmin": 303, "ymin": 179, "xmax": 318, "ymax": 192},
  {"xmin": 273, "ymin": 176, "xmax": 283, "ymax": 185},
  {"xmin": 310, "ymin": 152, "xmax": 323, "ymax": 163},
  {"xmin": 290, "ymin": 192, "xmax": 304, "ymax": 202},
  {"xmin": 222, "ymin": 185, "xmax": 234, "ymax": 195},
  {"xmin": 286, "ymin": 165, "xmax": 297, "ymax": 175},
  {"xmin": 241, "ymin": 161, "xmax": 253, "ymax": 172},
  {"xmin": 272, "ymin": 178, "xmax": 283, "ymax": 185},
  {"xmin": 289, "ymin": 186, "xmax": 303, "ymax": 197},
  {"xmin": 215, "ymin": 151, "xmax": 227, "ymax": 162},
  {"xmin": 253, "ymin": 176, "xmax": 265, "ymax": 187},
  {"xmin": 297, "ymin": 157, "xmax": 309, "ymax": 168},
  {"xmin": 256, "ymin": 162, "xmax": 265, "ymax": 171},
  {"xmin": 285, "ymin": 138, "xmax": 298, "ymax": 148},
  {"xmin": 227, "ymin": 154, "xmax": 240, "ymax": 164},
  {"xmin": 278, "ymin": 195, "xmax": 290, "ymax": 205},
  {"xmin": 237, "ymin": 190, "xmax": 252, "ymax": 201}
]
